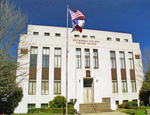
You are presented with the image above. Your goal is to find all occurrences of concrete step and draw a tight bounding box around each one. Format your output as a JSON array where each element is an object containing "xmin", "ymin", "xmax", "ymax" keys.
[{"xmin": 79, "ymin": 102, "xmax": 112, "ymax": 114}]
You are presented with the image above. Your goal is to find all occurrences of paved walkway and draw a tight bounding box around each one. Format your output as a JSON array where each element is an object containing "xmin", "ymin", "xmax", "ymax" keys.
[{"xmin": 81, "ymin": 111, "xmax": 128, "ymax": 115}]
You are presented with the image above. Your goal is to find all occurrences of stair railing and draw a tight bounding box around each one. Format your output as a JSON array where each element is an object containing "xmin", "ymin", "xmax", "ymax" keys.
[{"xmin": 92, "ymin": 97, "xmax": 97, "ymax": 113}]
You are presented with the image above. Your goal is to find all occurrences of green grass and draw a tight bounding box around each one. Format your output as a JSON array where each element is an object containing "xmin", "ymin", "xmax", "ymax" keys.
[
  {"xmin": 121, "ymin": 107, "xmax": 150, "ymax": 115},
  {"xmin": 14, "ymin": 113, "xmax": 74, "ymax": 115}
]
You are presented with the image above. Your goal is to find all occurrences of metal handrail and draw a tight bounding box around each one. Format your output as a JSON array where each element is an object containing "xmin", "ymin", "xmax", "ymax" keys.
[{"xmin": 92, "ymin": 98, "xmax": 97, "ymax": 113}]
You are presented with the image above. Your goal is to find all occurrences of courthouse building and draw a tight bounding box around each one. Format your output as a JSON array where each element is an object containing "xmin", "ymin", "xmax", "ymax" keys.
[{"xmin": 15, "ymin": 25, "xmax": 143, "ymax": 113}]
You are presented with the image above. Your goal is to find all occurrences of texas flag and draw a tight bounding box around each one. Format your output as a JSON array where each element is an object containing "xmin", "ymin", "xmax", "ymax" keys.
[{"xmin": 68, "ymin": 9, "xmax": 85, "ymax": 33}]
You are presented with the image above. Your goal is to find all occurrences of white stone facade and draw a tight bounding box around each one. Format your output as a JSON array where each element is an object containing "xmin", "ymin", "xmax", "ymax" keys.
[{"xmin": 15, "ymin": 25, "xmax": 143, "ymax": 113}]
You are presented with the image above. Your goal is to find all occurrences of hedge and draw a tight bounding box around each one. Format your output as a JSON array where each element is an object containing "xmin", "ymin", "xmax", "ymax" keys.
[
  {"xmin": 28, "ymin": 107, "xmax": 74, "ymax": 114},
  {"xmin": 118, "ymin": 101, "xmax": 138, "ymax": 109},
  {"xmin": 28, "ymin": 108, "xmax": 45, "ymax": 113},
  {"xmin": 45, "ymin": 108, "xmax": 75, "ymax": 114}
]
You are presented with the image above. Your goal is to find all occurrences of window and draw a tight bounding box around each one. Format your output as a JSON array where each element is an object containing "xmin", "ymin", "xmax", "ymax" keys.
[
  {"xmin": 131, "ymin": 80, "xmax": 136, "ymax": 92},
  {"xmin": 41, "ymin": 80, "xmax": 49, "ymax": 95},
  {"xmin": 85, "ymin": 49, "xmax": 90, "ymax": 68},
  {"xmin": 41, "ymin": 103, "xmax": 48, "ymax": 108},
  {"xmin": 124, "ymin": 39, "xmax": 128, "ymax": 42},
  {"xmin": 29, "ymin": 47, "xmax": 37, "ymax": 95},
  {"xmin": 33, "ymin": 32, "xmax": 39, "ymax": 35},
  {"xmin": 54, "ymin": 80, "xmax": 61, "ymax": 94},
  {"xmin": 21, "ymin": 48, "xmax": 28, "ymax": 54},
  {"xmin": 30, "ymin": 47, "xmax": 38, "ymax": 67},
  {"xmin": 128, "ymin": 52, "xmax": 134, "ymax": 69},
  {"xmin": 54, "ymin": 48, "xmax": 61, "ymax": 95},
  {"xmin": 55, "ymin": 33, "xmax": 61, "ymax": 37},
  {"xmin": 74, "ymin": 35, "xmax": 79, "ymax": 37},
  {"xmin": 129, "ymin": 52, "xmax": 136, "ymax": 92},
  {"xmin": 110, "ymin": 51, "xmax": 116, "ymax": 69},
  {"xmin": 119, "ymin": 52, "xmax": 125, "ymax": 69},
  {"xmin": 76, "ymin": 48, "xmax": 81, "ymax": 68},
  {"xmin": 42, "ymin": 48, "xmax": 49, "ymax": 68},
  {"xmin": 82, "ymin": 35, "xmax": 87, "ymax": 38},
  {"xmin": 54, "ymin": 48, "xmax": 61, "ymax": 68},
  {"xmin": 116, "ymin": 38, "xmax": 120, "ymax": 41},
  {"xmin": 28, "ymin": 104, "xmax": 35, "ymax": 109},
  {"xmin": 93, "ymin": 49, "xmax": 98, "ymax": 69},
  {"xmin": 135, "ymin": 54, "xmax": 140, "ymax": 59},
  {"xmin": 44, "ymin": 32, "xmax": 50, "ymax": 36},
  {"xmin": 29, "ymin": 80, "xmax": 36, "ymax": 95},
  {"xmin": 122, "ymin": 80, "xmax": 127, "ymax": 93},
  {"xmin": 110, "ymin": 51, "xmax": 118, "ymax": 93},
  {"xmin": 42, "ymin": 47, "xmax": 49, "ymax": 95},
  {"xmin": 90, "ymin": 36, "xmax": 95, "ymax": 39},
  {"xmin": 112, "ymin": 80, "xmax": 118, "ymax": 93},
  {"xmin": 107, "ymin": 37, "xmax": 112, "ymax": 41}
]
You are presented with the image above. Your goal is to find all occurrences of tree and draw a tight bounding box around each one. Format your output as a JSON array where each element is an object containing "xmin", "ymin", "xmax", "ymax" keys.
[
  {"xmin": 49, "ymin": 96, "xmax": 66, "ymax": 108},
  {"xmin": 139, "ymin": 49, "xmax": 150, "ymax": 106},
  {"xmin": 0, "ymin": 0, "xmax": 28, "ymax": 114}
]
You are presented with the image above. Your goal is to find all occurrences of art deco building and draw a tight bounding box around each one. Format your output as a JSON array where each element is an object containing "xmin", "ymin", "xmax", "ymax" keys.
[{"xmin": 15, "ymin": 25, "xmax": 143, "ymax": 113}]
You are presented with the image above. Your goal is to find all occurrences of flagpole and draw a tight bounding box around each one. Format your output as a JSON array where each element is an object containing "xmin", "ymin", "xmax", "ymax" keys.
[{"xmin": 66, "ymin": 5, "xmax": 69, "ymax": 115}]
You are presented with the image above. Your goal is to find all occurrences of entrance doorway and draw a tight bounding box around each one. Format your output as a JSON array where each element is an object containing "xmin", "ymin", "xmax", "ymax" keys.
[{"xmin": 83, "ymin": 78, "xmax": 93, "ymax": 102}]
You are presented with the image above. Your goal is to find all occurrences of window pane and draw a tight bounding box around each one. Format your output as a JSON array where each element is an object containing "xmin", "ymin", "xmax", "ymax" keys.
[
  {"xmin": 120, "ymin": 52, "xmax": 125, "ymax": 69},
  {"xmin": 33, "ymin": 82, "xmax": 36, "ymax": 94},
  {"xmin": 54, "ymin": 82, "xmax": 57, "ymax": 94},
  {"xmin": 28, "ymin": 104, "xmax": 35, "ymax": 109},
  {"xmin": 54, "ymin": 48, "xmax": 61, "ymax": 68},
  {"xmin": 45, "ymin": 82, "xmax": 49, "ymax": 94},
  {"xmin": 41, "ymin": 104, "xmax": 48, "ymax": 108},
  {"xmin": 85, "ymin": 49, "xmax": 90, "ymax": 68},
  {"xmin": 110, "ymin": 51, "xmax": 116, "ymax": 69},
  {"xmin": 122, "ymin": 80, "xmax": 127, "ymax": 93},
  {"xmin": 58, "ymin": 57, "xmax": 61, "ymax": 68},
  {"xmin": 76, "ymin": 48, "xmax": 81, "ymax": 68},
  {"xmin": 93, "ymin": 49, "xmax": 98, "ymax": 68},
  {"xmin": 58, "ymin": 82, "xmax": 61, "ymax": 94},
  {"xmin": 29, "ymin": 81, "xmax": 36, "ymax": 95}
]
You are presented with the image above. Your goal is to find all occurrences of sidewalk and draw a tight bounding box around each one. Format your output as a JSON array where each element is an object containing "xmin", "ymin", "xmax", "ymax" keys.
[{"xmin": 81, "ymin": 111, "xmax": 128, "ymax": 115}]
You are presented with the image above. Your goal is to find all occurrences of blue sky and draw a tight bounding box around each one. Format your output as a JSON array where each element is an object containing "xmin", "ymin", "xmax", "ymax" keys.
[{"xmin": 10, "ymin": 0, "xmax": 150, "ymax": 51}]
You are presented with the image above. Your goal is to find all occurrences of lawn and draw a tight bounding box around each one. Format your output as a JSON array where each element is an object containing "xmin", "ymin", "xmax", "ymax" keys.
[
  {"xmin": 15, "ymin": 113, "xmax": 74, "ymax": 115},
  {"xmin": 121, "ymin": 106, "xmax": 150, "ymax": 115}
]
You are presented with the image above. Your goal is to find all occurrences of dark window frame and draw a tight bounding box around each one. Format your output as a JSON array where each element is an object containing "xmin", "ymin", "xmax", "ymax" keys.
[
  {"xmin": 33, "ymin": 32, "xmax": 39, "ymax": 35},
  {"xmin": 116, "ymin": 38, "xmax": 120, "ymax": 41},
  {"xmin": 74, "ymin": 35, "xmax": 80, "ymax": 37},
  {"xmin": 82, "ymin": 35, "xmax": 87, "ymax": 38},
  {"xmin": 44, "ymin": 32, "xmax": 50, "ymax": 36},
  {"xmin": 107, "ymin": 37, "xmax": 112, "ymax": 41},
  {"xmin": 55, "ymin": 33, "xmax": 61, "ymax": 37}
]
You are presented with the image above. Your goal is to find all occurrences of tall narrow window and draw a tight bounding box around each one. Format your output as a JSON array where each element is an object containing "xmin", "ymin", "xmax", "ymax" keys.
[
  {"xmin": 120, "ymin": 52, "xmax": 125, "ymax": 69},
  {"xmin": 41, "ymin": 47, "xmax": 49, "ymax": 95},
  {"xmin": 119, "ymin": 51, "xmax": 127, "ymax": 93},
  {"xmin": 76, "ymin": 48, "xmax": 81, "ymax": 68},
  {"xmin": 29, "ymin": 47, "xmax": 38, "ymax": 95},
  {"xmin": 129, "ymin": 52, "xmax": 136, "ymax": 92},
  {"xmin": 129, "ymin": 52, "xmax": 134, "ymax": 69},
  {"xmin": 93, "ymin": 49, "xmax": 98, "ymax": 69},
  {"xmin": 54, "ymin": 48, "xmax": 61, "ymax": 94},
  {"xmin": 54, "ymin": 48, "xmax": 61, "ymax": 68},
  {"xmin": 110, "ymin": 51, "xmax": 116, "ymax": 69},
  {"xmin": 110, "ymin": 51, "xmax": 118, "ymax": 93},
  {"xmin": 85, "ymin": 49, "xmax": 90, "ymax": 68}
]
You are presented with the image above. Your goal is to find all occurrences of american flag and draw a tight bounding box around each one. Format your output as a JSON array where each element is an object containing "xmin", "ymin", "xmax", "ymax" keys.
[{"xmin": 68, "ymin": 9, "xmax": 85, "ymax": 20}]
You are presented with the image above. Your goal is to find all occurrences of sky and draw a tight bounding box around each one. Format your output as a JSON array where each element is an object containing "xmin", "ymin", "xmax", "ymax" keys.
[{"xmin": 8, "ymin": 0, "xmax": 150, "ymax": 52}]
